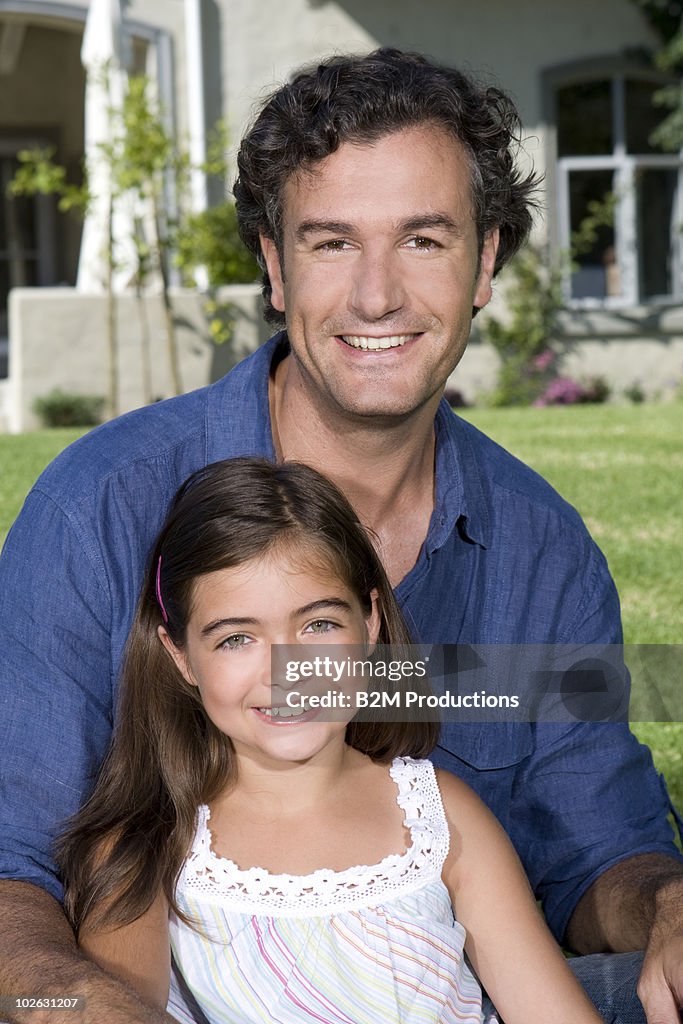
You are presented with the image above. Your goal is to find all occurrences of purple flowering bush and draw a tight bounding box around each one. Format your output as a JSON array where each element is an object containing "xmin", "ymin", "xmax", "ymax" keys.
[{"xmin": 534, "ymin": 375, "xmax": 611, "ymax": 407}]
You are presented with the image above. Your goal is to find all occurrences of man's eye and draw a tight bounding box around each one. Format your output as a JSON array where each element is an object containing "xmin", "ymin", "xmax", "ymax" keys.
[
  {"xmin": 406, "ymin": 236, "xmax": 438, "ymax": 249},
  {"xmin": 317, "ymin": 239, "xmax": 349, "ymax": 251}
]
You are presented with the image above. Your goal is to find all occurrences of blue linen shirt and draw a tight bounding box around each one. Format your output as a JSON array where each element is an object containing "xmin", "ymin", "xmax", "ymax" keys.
[{"xmin": 0, "ymin": 334, "xmax": 679, "ymax": 943}]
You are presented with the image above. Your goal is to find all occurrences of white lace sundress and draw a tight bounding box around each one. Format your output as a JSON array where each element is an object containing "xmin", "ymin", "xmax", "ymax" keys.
[{"xmin": 167, "ymin": 757, "xmax": 490, "ymax": 1024}]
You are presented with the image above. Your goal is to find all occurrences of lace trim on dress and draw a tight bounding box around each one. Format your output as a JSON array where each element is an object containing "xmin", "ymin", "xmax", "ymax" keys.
[{"xmin": 177, "ymin": 757, "xmax": 451, "ymax": 916}]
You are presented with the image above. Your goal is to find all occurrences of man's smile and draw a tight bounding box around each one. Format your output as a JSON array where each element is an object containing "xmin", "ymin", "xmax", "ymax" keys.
[{"xmin": 338, "ymin": 333, "xmax": 420, "ymax": 351}]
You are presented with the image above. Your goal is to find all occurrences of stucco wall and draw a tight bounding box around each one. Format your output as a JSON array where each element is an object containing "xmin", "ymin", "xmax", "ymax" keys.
[{"xmin": 6, "ymin": 283, "xmax": 269, "ymax": 431}]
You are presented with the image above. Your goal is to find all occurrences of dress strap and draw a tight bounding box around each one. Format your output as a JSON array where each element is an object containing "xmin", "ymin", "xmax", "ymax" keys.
[{"xmin": 389, "ymin": 756, "xmax": 451, "ymax": 849}]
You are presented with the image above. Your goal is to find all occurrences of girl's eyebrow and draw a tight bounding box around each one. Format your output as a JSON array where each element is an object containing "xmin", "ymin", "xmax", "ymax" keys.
[
  {"xmin": 200, "ymin": 616, "xmax": 258, "ymax": 637},
  {"xmin": 199, "ymin": 599, "xmax": 353, "ymax": 637},
  {"xmin": 295, "ymin": 598, "xmax": 353, "ymax": 616}
]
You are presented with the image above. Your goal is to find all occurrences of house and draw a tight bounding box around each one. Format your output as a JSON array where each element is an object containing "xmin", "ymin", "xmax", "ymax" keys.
[{"xmin": 1, "ymin": 0, "xmax": 682, "ymax": 429}]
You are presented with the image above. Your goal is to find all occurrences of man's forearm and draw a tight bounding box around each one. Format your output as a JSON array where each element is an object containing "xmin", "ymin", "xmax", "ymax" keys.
[
  {"xmin": 566, "ymin": 853, "xmax": 683, "ymax": 953},
  {"xmin": 0, "ymin": 882, "xmax": 175, "ymax": 1024}
]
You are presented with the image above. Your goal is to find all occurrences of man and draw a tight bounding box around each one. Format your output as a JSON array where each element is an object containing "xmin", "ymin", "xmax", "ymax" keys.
[{"xmin": 0, "ymin": 49, "xmax": 681, "ymax": 1024}]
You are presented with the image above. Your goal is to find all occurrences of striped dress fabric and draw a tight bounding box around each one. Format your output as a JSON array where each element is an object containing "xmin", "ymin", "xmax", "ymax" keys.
[{"xmin": 167, "ymin": 757, "xmax": 490, "ymax": 1024}]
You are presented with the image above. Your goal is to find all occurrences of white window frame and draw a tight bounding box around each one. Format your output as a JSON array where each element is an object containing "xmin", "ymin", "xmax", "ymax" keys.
[{"xmin": 550, "ymin": 65, "xmax": 683, "ymax": 309}]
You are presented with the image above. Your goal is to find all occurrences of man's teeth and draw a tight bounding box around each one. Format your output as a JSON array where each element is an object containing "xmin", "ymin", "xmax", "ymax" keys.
[
  {"xmin": 341, "ymin": 335, "xmax": 412, "ymax": 350},
  {"xmin": 258, "ymin": 706, "xmax": 306, "ymax": 719}
]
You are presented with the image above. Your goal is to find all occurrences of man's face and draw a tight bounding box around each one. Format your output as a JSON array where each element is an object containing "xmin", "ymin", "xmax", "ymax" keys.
[{"xmin": 261, "ymin": 124, "xmax": 498, "ymax": 422}]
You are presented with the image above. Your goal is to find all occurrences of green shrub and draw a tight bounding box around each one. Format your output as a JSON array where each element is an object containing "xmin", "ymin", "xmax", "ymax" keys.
[
  {"xmin": 624, "ymin": 382, "xmax": 646, "ymax": 404},
  {"xmin": 33, "ymin": 390, "xmax": 105, "ymax": 428},
  {"xmin": 175, "ymin": 203, "xmax": 260, "ymax": 288},
  {"xmin": 481, "ymin": 245, "xmax": 565, "ymax": 407}
]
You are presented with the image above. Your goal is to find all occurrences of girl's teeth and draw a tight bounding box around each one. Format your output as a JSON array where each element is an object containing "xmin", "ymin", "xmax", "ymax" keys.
[
  {"xmin": 341, "ymin": 335, "xmax": 412, "ymax": 350},
  {"xmin": 258, "ymin": 706, "xmax": 305, "ymax": 719}
]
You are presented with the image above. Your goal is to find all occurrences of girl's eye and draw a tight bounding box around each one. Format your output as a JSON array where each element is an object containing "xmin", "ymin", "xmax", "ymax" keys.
[
  {"xmin": 305, "ymin": 619, "xmax": 336, "ymax": 634},
  {"xmin": 221, "ymin": 634, "xmax": 251, "ymax": 650}
]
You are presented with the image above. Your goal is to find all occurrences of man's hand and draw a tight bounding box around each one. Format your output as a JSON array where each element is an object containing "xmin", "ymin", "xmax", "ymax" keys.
[
  {"xmin": 567, "ymin": 854, "xmax": 683, "ymax": 1024},
  {"xmin": 0, "ymin": 882, "xmax": 175, "ymax": 1024},
  {"xmin": 637, "ymin": 877, "xmax": 683, "ymax": 1024}
]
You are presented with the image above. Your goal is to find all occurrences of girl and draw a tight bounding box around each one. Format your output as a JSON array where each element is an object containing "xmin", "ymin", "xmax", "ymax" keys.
[{"xmin": 58, "ymin": 457, "xmax": 601, "ymax": 1024}]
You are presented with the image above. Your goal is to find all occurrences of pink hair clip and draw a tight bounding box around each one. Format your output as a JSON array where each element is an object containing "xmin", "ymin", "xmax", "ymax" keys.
[{"xmin": 156, "ymin": 555, "xmax": 169, "ymax": 623}]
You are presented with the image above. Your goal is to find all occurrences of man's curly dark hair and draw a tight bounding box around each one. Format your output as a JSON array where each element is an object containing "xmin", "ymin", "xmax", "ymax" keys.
[{"xmin": 234, "ymin": 47, "xmax": 540, "ymax": 325}]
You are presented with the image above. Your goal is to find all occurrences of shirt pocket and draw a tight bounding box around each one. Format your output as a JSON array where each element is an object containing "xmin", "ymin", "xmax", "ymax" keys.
[{"xmin": 435, "ymin": 722, "xmax": 533, "ymax": 770}]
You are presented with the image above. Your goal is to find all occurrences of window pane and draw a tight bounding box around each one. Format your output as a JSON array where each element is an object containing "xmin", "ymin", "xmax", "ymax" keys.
[
  {"xmin": 0, "ymin": 260, "xmax": 9, "ymax": 317},
  {"xmin": 568, "ymin": 170, "xmax": 618, "ymax": 299},
  {"xmin": 0, "ymin": 186, "xmax": 6, "ymax": 248},
  {"xmin": 0, "ymin": 158, "xmax": 38, "ymax": 259},
  {"xmin": 9, "ymin": 193, "xmax": 37, "ymax": 259},
  {"xmin": 626, "ymin": 80, "xmax": 664, "ymax": 154},
  {"xmin": 637, "ymin": 168, "xmax": 677, "ymax": 298},
  {"xmin": 558, "ymin": 81, "xmax": 613, "ymax": 156}
]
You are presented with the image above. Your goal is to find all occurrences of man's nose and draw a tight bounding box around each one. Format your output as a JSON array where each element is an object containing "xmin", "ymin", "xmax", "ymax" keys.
[{"xmin": 348, "ymin": 247, "xmax": 406, "ymax": 321}]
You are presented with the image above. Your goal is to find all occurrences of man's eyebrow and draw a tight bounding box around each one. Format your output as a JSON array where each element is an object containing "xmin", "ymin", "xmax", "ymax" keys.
[
  {"xmin": 295, "ymin": 214, "xmax": 465, "ymax": 241},
  {"xmin": 399, "ymin": 213, "xmax": 464, "ymax": 235},
  {"xmin": 295, "ymin": 219, "xmax": 354, "ymax": 241},
  {"xmin": 200, "ymin": 617, "xmax": 258, "ymax": 637}
]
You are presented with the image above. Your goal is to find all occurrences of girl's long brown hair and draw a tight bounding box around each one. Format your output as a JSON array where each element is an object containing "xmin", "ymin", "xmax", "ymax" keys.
[{"xmin": 56, "ymin": 458, "xmax": 439, "ymax": 933}]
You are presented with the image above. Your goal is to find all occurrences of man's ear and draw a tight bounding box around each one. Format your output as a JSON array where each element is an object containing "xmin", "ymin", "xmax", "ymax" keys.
[
  {"xmin": 473, "ymin": 228, "xmax": 500, "ymax": 311},
  {"xmin": 157, "ymin": 626, "xmax": 197, "ymax": 687},
  {"xmin": 260, "ymin": 234, "xmax": 285, "ymax": 313}
]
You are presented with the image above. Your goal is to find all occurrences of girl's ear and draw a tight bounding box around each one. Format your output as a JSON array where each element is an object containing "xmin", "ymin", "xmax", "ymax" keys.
[
  {"xmin": 157, "ymin": 626, "xmax": 197, "ymax": 687},
  {"xmin": 365, "ymin": 588, "xmax": 382, "ymax": 650}
]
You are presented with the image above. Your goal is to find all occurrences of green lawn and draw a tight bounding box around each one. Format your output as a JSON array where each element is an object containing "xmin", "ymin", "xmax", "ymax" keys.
[
  {"xmin": 0, "ymin": 428, "xmax": 85, "ymax": 543},
  {"xmin": 461, "ymin": 403, "xmax": 683, "ymax": 646},
  {"xmin": 1, "ymin": 409, "xmax": 682, "ymax": 812}
]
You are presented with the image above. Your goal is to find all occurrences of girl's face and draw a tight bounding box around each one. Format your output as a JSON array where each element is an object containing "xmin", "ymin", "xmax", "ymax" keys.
[{"xmin": 159, "ymin": 543, "xmax": 380, "ymax": 770}]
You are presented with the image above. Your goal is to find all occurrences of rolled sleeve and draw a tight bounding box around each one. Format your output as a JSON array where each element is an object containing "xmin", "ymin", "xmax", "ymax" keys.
[
  {"xmin": 0, "ymin": 489, "xmax": 114, "ymax": 901},
  {"xmin": 512, "ymin": 721, "xmax": 682, "ymax": 943},
  {"xmin": 511, "ymin": 544, "xmax": 683, "ymax": 943}
]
